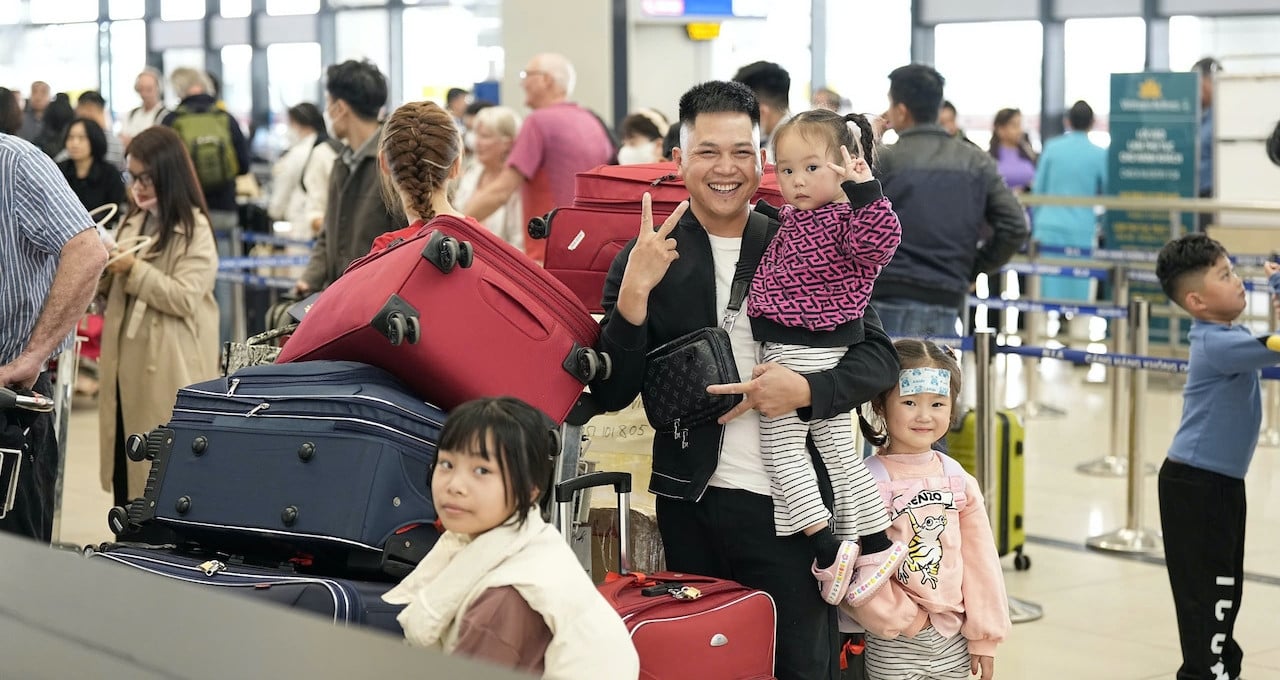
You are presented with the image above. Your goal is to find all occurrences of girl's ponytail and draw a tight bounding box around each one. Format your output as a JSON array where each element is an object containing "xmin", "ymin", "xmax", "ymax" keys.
[
  {"xmin": 858, "ymin": 407, "xmax": 887, "ymax": 449},
  {"xmin": 844, "ymin": 112, "xmax": 877, "ymax": 168}
]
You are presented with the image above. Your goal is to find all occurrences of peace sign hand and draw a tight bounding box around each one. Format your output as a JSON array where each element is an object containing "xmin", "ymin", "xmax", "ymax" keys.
[
  {"xmin": 614, "ymin": 194, "xmax": 688, "ymax": 326},
  {"xmin": 826, "ymin": 145, "xmax": 873, "ymax": 184}
]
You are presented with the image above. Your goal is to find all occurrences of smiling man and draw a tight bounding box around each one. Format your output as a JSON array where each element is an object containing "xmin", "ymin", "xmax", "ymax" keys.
[{"xmin": 589, "ymin": 80, "xmax": 899, "ymax": 679}]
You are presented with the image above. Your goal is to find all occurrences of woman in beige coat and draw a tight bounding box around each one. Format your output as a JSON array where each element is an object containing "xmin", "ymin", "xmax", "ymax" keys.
[{"xmin": 99, "ymin": 126, "xmax": 220, "ymax": 505}]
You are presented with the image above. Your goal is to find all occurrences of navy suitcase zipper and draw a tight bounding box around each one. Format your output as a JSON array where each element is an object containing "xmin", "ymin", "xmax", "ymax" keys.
[{"xmin": 87, "ymin": 546, "xmax": 403, "ymax": 633}]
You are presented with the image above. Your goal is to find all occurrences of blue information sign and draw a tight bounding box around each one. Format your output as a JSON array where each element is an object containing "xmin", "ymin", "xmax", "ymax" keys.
[{"xmin": 1104, "ymin": 72, "xmax": 1200, "ymax": 342}]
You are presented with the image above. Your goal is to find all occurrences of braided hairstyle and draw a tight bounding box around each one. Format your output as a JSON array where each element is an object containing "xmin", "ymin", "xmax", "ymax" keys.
[
  {"xmin": 379, "ymin": 100, "xmax": 460, "ymax": 222},
  {"xmin": 772, "ymin": 108, "xmax": 877, "ymax": 169}
]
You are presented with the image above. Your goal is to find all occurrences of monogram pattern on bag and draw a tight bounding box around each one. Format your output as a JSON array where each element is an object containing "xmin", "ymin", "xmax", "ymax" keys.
[
  {"xmin": 643, "ymin": 329, "xmax": 741, "ymax": 435},
  {"xmin": 748, "ymin": 197, "xmax": 901, "ymax": 332}
]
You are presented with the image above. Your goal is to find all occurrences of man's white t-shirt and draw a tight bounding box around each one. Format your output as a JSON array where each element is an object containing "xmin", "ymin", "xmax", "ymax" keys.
[{"xmin": 705, "ymin": 233, "xmax": 770, "ymax": 496}]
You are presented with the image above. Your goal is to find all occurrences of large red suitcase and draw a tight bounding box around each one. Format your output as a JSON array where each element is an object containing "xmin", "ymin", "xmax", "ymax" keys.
[
  {"xmin": 529, "ymin": 162, "xmax": 784, "ymax": 313},
  {"xmin": 274, "ymin": 215, "xmax": 606, "ymax": 423},
  {"xmin": 556, "ymin": 472, "xmax": 777, "ymax": 680}
]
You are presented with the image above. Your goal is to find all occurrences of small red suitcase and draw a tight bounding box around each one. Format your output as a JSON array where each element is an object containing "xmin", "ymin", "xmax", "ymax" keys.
[
  {"xmin": 528, "ymin": 162, "xmax": 784, "ymax": 313},
  {"xmin": 274, "ymin": 215, "xmax": 606, "ymax": 423},
  {"xmin": 556, "ymin": 472, "xmax": 777, "ymax": 680}
]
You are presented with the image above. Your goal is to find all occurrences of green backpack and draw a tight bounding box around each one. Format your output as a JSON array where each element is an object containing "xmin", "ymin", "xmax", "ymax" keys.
[{"xmin": 171, "ymin": 106, "xmax": 239, "ymax": 190}]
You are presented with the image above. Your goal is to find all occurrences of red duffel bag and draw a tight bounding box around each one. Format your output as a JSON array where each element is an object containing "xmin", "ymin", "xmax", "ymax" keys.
[
  {"xmin": 528, "ymin": 161, "xmax": 783, "ymax": 313},
  {"xmin": 275, "ymin": 214, "xmax": 607, "ymax": 423}
]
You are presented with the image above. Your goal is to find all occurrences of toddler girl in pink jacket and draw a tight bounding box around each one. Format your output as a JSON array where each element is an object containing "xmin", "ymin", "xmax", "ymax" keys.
[{"xmin": 746, "ymin": 109, "xmax": 905, "ymax": 606}]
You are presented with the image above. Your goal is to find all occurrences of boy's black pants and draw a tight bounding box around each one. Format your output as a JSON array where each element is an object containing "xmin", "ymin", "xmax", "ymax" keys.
[
  {"xmin": 656, "ymin": 486, "xmax": 840, "ymax": 680},
  {"xmin": 1158, "ymin": 459, "xmax": 1245, "ymax": 680}
]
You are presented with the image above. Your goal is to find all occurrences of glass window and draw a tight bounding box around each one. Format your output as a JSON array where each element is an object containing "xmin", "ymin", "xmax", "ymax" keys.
[
  {"xmin": 266, "ymin": 0, "xmax": 321, "ymax": 16},
  {"xmin": 110, "ymin": 0, "xmax": 145, "ymax": 20},
  {"xmin": 935, "ymin": 21, "xmax": 1043, "ymax": 149},
  {"xmin": 220, "ymin": 45, "xmax": 254, "ymax": 124},
  {"xmin": 161, "ymin": 0, "xmax": 205, "ymax": 21},
  {"xmin": 6, "ymin": 24, "xmax": 100, "ymax": 99},
  {"xmin": 331, "ymin": 0, "xmax": 386, "ymax": 6},
  {"xmin": 1170, "ymin": 15, "xmax": 1280, "ymax": 74},
  {"xmin": 162, "ymin": 48, "xmax": 206, "ymax": 107},
  {"xmin": 709, "ymin": 0, "xmax": 812, "ymax": 117},
  {"xmin": 401, "ymin": 6, "xmax": 496, "ymax": 105},
  {"xmin": 30, "ymin": 0, "xmax": 98, "ymax": 23},
  {"xmin": 266, "ymin": 42, "xmax": 322, "ymax": 154},
  {"xmin": 222, "ymin": 0, "xmax": 252, "ymax": 18},
  {"xmin": 1063, "ymin": 17, "xmax": 1145, "ymax": 149},
  {"xmin": 108, "ymin": 20, "xmax": 147, "ymax": 122},
  {"xmin": 0, "ymin": 0, "xmax": 22, "ymax": 25},
  {"xmin": 824, "ymin": 0, "xmax": 911, "ymax": 115},
  {"xmin": 336, "ymin": 9, "xmax": 390, "ymax": 81}
]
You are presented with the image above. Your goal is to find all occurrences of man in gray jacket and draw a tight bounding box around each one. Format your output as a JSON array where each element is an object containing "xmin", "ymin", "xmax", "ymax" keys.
[
  {"xmin": 296, "ymin": 60, "xmax": 403, "ymax": 295},
  {"xmin": 872, "ymin": 64, "xmax": 1028, "ymax": 337}
]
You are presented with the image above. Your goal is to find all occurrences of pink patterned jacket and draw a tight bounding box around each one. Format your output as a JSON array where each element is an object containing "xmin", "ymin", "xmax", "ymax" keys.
[{"xmin": 747, "ymin": 180, "xmax": 902, "ymax": 333}]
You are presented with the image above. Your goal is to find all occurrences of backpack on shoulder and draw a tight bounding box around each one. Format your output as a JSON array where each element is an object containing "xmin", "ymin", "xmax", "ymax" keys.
[{"xmin": 171, "ymin": 106, "xmax": 240, "ymax": 190}]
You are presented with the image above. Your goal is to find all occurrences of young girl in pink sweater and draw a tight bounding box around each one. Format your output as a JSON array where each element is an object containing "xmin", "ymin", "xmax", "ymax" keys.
[{"xmin": 846, "ymin": 339, "xmax": 1010, "ymax": 680}]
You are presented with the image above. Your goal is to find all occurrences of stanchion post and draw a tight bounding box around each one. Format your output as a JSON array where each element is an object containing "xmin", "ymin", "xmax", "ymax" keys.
[
  {"xmin": 975, "ymin": 328, "xmax": 1044, "ymax": 622},
  {"xmin": 1262, "ymin": 298, "xmax": 1280, "ymax": 446},
  {"xmin": 973, "ymin": 328, "xmax": 995, "ymax": 522},
  {"xmin": 1076, "ymin": 266, "xmax": 1148, "ymax": 476},
  {"xmin": 1086, "ymin": 297, "xmax": 1163, "ymax": 555}
]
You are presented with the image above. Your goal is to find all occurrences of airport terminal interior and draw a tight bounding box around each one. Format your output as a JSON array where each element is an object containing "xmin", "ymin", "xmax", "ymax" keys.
[{"xmin": 5, "ymin": 0, "xmax": 1280, "ymax": 677}]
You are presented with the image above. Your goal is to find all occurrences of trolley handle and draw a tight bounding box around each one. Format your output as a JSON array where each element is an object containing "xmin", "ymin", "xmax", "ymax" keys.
[{"xmin": 0, "ymin": 388, "xmax": 54, "ymax": 413}]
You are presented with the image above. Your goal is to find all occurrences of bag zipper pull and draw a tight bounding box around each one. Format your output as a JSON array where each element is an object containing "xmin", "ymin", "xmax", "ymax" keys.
[
  {"xmin": 227, "ymin": 378, "xmax": 240, "ymax": 396},
  {"xmin": 245, "ymin": 402, "xmax": 270, "ymax": 417},
  {"xmin": 672, "ymin": 418, "xmax": 680, "ymax": 441}
]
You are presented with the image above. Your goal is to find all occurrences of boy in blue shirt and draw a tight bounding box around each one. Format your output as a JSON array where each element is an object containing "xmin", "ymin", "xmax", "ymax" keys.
[{"xmin": 1155, "ymin": 233, "xmax": 1280, "ymax": 680}]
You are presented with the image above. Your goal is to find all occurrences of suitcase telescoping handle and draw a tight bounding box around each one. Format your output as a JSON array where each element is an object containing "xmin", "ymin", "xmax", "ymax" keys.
[{"xmin": 555, "ymin": 471, "xmax": 632, "ymax": 574}]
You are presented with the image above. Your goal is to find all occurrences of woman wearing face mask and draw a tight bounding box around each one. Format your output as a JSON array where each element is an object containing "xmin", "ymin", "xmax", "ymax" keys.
[
  {"xmin": 452, "ymin": 105, "xmax": 524, "ymax": 250},
  {"xmin": 57, "ymin": 117, "xmax": 127, "ymax": 214},
  {"xmin": 269, "ymin": 102, "xmax": 339, "ymax": 240},
  {"xmin": 98, "ymin": 126, "xmax": 220, "ymax": 507},
  {"xmin": 617, "ymin": 108, "xmax": 669, "ymax": 165}
]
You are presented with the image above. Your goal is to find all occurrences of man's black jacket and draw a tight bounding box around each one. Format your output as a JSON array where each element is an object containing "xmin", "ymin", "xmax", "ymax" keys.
[{"xmin": 591, "ymin": 208, "xmax": 900, "ymax": 501}]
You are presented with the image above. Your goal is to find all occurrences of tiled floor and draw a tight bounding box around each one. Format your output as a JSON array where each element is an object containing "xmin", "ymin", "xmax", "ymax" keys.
[{"xmin": 51, "ymin": 346, "xmax": 1280, "ymax": 679}]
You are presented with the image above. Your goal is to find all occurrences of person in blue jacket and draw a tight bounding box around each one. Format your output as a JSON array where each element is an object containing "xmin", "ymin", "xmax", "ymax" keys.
[{"xmin": 1031, "ymin": 100, "xmax": 1107, "ymax": 302}]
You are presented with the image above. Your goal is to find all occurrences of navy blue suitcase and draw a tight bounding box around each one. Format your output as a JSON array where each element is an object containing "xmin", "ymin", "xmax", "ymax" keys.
[
  {"xmin": 86, "ymin": 545, "xmax": 404, "ymax": 634},
  {"xmin": 111, "ymin": 361, "xmax": 445, "ymax": 577}
]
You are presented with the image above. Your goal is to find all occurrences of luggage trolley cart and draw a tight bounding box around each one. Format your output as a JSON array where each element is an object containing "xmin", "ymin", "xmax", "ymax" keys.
[
  {"xmin": 552, "ymin": 392, "xmax": 608, "ymax": 571},
  {"xmin": 0, "ymin": 387, "xmax": 56, "ymax": 520}
]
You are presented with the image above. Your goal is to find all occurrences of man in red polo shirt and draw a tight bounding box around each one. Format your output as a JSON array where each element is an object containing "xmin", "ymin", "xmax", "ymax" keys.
[{"xmin": 463, "ymin": 52, "xmax": 615, "ymax": 265}]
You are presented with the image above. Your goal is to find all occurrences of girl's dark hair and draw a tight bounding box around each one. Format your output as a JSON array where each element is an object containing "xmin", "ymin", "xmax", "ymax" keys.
[
  {"xmin": 433, "ymin": 397, "xmax": 558, "ymax": 527},
  {"xmin": 0, "ymin": 87, "xmax": 21, "ymax": 135},
  {"xmin": 287, "ymin": 102, "xmax": 328, "ymax": 142},
  {"xmin": 380, "ymin": 100, "xmax": 457, "ymax": 222},
  {"xmin": 64, "ymin": 117, "xmax": 108, "ymax": 162},
  {"xmin": 858, "ymin": 339, "xmax": 963, "ymax": 448},
  {"xmin": 125, "ymin": 126, "xmax": 210, "ymax": 255},
  {"xmin": 988, "ymin": 108, "xmax": 1036, "ymax": 164},
  {"xmin": 772, "ymin": 108, "xmax": 877, "ymax": 169}
]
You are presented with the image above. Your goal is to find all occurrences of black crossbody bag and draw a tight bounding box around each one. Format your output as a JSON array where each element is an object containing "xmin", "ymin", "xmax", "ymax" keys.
[{"xmin": 641, "ymin": 211, "xmax": 770, "ymax": 443}]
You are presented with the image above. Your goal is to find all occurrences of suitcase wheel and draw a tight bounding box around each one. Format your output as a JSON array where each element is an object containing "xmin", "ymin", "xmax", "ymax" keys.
[
  {"xmin": 422, "ymin": 231, "xmax": 470, "ymax": 274},
  {"xmin": 1014, "ymin": 549, "xmax": 1030, "ymax": 571},
  {"xmin": 386, "ymin": 313, "xmax": 407, "ymax": 346},
  {"xmin": 599, "ymin": 351, "xmax": 613, "ymax": 381},
  {"xmin": 574, "ymin": 347, "xmax": 601, "ymax": 383},
  {"xmin": 404, "ymin": 315, "xmax": 421, "ymax": 344},
  {"xmin": 107, "ymin": 506, "xmax": 129, "ymax": 535},
  {"xmin": 457, "ymin": 241, "xmax": 474, "ymax": 269},
  {"xmin": 125, "ymin": 433, "xmax": 149, "ymax": 462},
  {"xmin": 527, "ymin": 215, "xmax": 549, "ymax": 240}
]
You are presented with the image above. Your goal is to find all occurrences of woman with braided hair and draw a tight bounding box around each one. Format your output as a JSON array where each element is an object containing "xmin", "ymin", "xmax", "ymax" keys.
[{"xmin": 367, "ymin": 100, "xmax": 474, "ymax": 252}]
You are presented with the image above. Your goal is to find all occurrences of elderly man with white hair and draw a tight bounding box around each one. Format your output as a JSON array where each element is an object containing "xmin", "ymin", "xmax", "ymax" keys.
[{"xmin": 463, "ymin": 52, "xmax": 615, "ymax": 265}]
